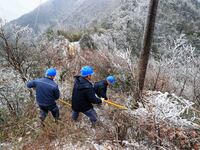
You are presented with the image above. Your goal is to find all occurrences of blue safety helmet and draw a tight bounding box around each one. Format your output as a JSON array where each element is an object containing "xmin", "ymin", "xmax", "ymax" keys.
[
  {"xmin": 80, "ymin": 66, "xmax": 94, "ymax": 77},
  {"xmin": 106, "ymin": 75, "xmax": 116, "ymax": 84},
  {"xmin": 46, "ymin": 68, "xmax": 57, "ymax": 76}
]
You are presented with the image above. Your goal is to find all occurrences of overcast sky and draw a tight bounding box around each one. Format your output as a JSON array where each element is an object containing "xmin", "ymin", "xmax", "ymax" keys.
[{"xmin": 0, "ymin": 0, "xmax": 48, "ymax": 21}]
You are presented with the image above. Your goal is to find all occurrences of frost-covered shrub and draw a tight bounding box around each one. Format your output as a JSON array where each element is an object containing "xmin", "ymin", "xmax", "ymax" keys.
[
  {"xmin": 146, "ymin": 34, "xmax": 200, "ymax": 101},
  {"xmin": 0, "ymin": 67, "xmax": 30, "ymax": 117}
]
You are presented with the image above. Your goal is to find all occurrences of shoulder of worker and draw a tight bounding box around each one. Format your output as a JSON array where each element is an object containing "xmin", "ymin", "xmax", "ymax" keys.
[
  {"xmin": 36, "ymin": 77, "xmax": 58, "ymax": 87},
  {"xmin": 94, "ymin": 80, "xmax": 107, "ymax": 87},
  {"xmin": 74, "ymin": 76, "xmax": 93, "ymax": 90}
]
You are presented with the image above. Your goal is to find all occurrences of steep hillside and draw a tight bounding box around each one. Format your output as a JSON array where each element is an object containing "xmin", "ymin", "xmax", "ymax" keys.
[
  {"xmin": 11, "ymin": 0, "xmax": 121, "ymax": 32},
  {"xmin": 62, "ymin": 0, "xmax": 121, "ymax": 30},
  {"xmin": 89, "ymin": 0, "xmax": 200, "ymax": 54}
]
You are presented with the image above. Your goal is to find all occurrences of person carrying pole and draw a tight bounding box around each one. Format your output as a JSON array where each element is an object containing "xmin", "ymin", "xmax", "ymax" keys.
[
  {"xmin": 27, "ymin": 68, "xmax": 60, "ymax": 125},
  {"xmin": 94, "ymin": 76, "xmax": 116, "ymax": 100},
  {"xmin": 71, "ymin": 66, "xmax": 102, "ymax": 125}
]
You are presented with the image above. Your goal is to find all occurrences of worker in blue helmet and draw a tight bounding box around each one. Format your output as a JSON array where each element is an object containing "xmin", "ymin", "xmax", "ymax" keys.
[
  {"xmin": 27, "ymin": 68, "xmax": 60, "ymax": 125},
  {"xmin": 94, "ymin": 75, "xmax": 116, "ymax": 100},
  {"xmin": 71, "ymin": 66, "xmax": 102, "ymax": 124}
]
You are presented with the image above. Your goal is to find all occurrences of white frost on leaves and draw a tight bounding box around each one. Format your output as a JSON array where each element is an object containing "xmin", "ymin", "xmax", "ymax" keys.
[
  {"xmin": 131, "ymin": 91, "xmax": 200, "ymax": 129},
  {"xmin": 54, "ymin": 140, "xmax": 147, "ymax": 150}
]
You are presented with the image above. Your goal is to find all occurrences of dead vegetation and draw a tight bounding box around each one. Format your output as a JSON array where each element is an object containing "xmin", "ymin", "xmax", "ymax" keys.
[{"xmin": 0, "ymin": 23, "xmax": 200, "ymax": 150}]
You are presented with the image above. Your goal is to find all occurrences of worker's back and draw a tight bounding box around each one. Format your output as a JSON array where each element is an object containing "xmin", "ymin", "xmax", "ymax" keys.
[{"xmin": 27, "ymin": 77, "xmax": 60, "ymax": 106}]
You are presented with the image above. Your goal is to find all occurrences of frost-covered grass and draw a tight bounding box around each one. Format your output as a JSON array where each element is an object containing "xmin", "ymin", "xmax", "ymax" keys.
[
  {"xmin": 1, "ymin": 90, "xmax": 199, "ymax": 150},
  {"xmin": 1, "ymin": 14, "xmax": 200, "ymax": 149},
  {"xmin": 132, "ymin": 91, "xmax": 200, "ymax": 129}
]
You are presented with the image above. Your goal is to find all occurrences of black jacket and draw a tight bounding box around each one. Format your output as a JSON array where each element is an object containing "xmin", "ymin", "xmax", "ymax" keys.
[
  {"xmin": 94, "ymin": 80, "xmax": 108, "ymax": 100},
  {"xmin": 72, "ymin": 76, "xmax": 102, "ymax": 112}
]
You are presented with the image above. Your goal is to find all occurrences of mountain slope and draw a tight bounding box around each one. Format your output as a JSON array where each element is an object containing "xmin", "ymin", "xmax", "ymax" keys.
[
  {"xmin": 90, "ymin": 0, "xmax": 200, "ymax": 54},
  {"xmin": 62, "ymin": 0, "xmax": 121, "ymax": 30},
  {"xmin": 11, "ymin": 0, "xmax": 121, "ymax": 32}
]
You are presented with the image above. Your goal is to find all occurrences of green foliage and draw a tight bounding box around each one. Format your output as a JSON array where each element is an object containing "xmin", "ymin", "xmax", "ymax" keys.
[
  {"xmin": 45, "ymin": 28, "xmax": 55, "ymax": 39},
  {"xmin": 57, "ymin": 30, "xmax": 83, "ymax": 42},
  {"xmin": 0, "ymin": 108, "xmax": 9, "ymax": 123},
  {"xmin": 59, "ymin": 70, "xmax": 67, "ymax": 82},
  {"xmin": 91, "ymin": 26, "xmax": 106, "ymax": 35},
  {"xmin": 56, "ymin": 26, "xmax": 106, "ymax": 42}
]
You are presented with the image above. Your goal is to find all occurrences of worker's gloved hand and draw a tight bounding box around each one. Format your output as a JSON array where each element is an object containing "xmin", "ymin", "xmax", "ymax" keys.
[
  {"xmin": 97, "ymin": 98, "xmax": 104, "ymax": 108},
  {"xmin": 100, "ymin": 98, "xmax": 105, "ymax": 102}
]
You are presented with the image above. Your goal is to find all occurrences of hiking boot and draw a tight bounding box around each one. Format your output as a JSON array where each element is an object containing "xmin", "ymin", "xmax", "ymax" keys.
[{"xmin": 91, "ymin": 121, "xmax": 103, "ymax": 128}]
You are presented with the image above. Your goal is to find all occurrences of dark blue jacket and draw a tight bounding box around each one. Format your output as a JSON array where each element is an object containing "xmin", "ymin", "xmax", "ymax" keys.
[
  {"xmin": 72, "ymin": 76, "xmax": 102, "ymax": 112},
  {"xmin": 94, "ymin": 80, "xmax": 108, "ymax": 100},
  {"xmin": 27, "ymin": 77, "xmax": 60, "ymax": 106}
]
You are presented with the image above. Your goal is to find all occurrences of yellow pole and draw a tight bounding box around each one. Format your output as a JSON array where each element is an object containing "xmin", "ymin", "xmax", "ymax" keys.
[
  {"xmin": 58, "ymin": 99, "xmax": 128, "ymax": 110},
  {"xmin": 101, "ymin": 99, "xmax": 128, "ymax": 110},
  {"xmin": 58, "ymin": 99, "xmax": 71, "ymax": 107}
]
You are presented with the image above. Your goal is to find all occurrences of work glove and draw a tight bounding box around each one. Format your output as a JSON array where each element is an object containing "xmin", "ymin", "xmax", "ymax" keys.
[
  {"xmin": 100, "ymin": 98, "xmax": 105, "ymax": 102},
  {"xmin": 96, "ymin": 98, "xmax": 104, "ymax": 108},
  {"xmin": 100, "ymin": 98, "xmax": 109, "ymax": 108}
]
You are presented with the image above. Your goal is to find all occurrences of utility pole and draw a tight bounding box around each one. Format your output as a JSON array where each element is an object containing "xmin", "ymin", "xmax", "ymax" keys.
[{"xmin": 138, "ymin": 0, "xmax": 159, "ymax": 93}]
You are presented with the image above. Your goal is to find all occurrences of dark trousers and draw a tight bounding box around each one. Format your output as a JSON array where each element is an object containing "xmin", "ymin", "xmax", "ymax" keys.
[
  {"xmin": 72, "ymin": 108, "xmax": 97, "ymax": 123},
  {"xmin": 39, "ymin": 104, "xmax": 59, "ymax": 121}
]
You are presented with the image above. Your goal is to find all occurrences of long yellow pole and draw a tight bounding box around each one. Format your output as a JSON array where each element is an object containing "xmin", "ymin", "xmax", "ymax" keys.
[
  {"xmin": 58, "ymin": 99, "xmax": 71, "ymax": 107},
  {"xmin": 59, "ymin": 99, "xmax": 128, "ymax": 110},
  {"xmin": 101, "ymin": 99, "xmax": 128, "ymax": 110}
]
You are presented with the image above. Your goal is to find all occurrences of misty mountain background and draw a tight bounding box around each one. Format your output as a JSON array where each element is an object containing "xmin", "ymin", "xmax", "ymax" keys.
[
  {"xmin": 10, "ymin": 0, "xmax": 200, "ymax": 52},
  {"xmin": 1, "ymin": 0, "xmax": 200, "ymax": 149},
  {"xmin": 11, "ymin": 0, "xmax": 121, "ymax": 32}
]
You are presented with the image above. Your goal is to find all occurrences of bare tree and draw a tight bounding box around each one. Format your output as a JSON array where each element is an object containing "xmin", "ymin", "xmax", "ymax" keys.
[
  {"xmin": 0, "ymin": 22, "xmax": 37, "ymax": 83},
  {"xmin": 148, "ymin": 34, "xmax": 200, "ymax": 103},
  {"xmin": 0, "ymin": 22, "xmax": 40, "ymax": 103}
]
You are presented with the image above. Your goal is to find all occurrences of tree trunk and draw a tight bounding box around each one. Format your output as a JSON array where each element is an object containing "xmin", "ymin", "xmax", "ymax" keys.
[{"xmin": 137, "ymin": 0, "xmax": 159, "ymax": 93}]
